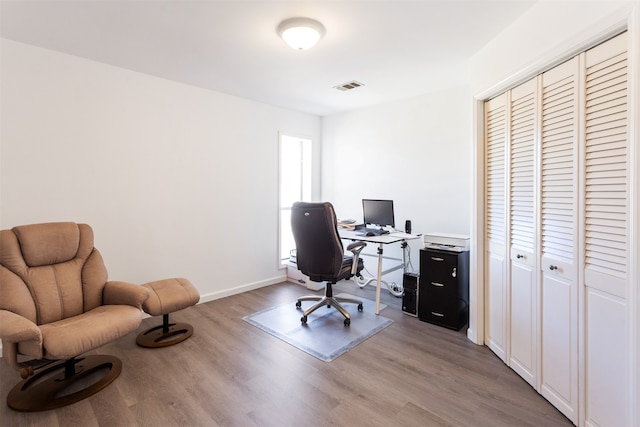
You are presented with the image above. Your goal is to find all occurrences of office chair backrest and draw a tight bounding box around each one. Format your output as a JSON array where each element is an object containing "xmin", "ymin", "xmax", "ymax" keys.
[{"xmin": 291, "ymin": 202, "xmax": 344, "ymax": 282}]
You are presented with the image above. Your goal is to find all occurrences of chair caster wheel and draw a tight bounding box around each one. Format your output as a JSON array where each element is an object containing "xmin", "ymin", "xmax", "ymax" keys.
[
  {"xmin": 296, "ymin": 301, "xmax": 302, "ymax": 309},
  {"xmin": 301, "ymin": 316, "xmax": 307, "ymax": 324},
  {"xmin": 357, "ymin": 303, "xmax": 363, "ymax": 312},
  {"xmin": 344, "ymin": 318, "xmax": 350, "ymax": 326}
]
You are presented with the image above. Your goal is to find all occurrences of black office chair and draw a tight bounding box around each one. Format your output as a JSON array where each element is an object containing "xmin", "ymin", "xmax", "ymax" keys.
[{"xmin": 291, "ymin": 201, "xmax": 366, "ymax": 326}]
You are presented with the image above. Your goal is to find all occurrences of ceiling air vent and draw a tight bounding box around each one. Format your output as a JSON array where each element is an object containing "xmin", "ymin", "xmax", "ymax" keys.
[{"xmin": 334, "ymin": 80, "xmax": 364, "ymax": 91}]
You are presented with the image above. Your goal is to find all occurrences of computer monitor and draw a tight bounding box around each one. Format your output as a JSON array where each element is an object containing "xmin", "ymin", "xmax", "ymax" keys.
[{"xmin": 362, "ymin": 199, "xmax": 395, "ymax": 228}]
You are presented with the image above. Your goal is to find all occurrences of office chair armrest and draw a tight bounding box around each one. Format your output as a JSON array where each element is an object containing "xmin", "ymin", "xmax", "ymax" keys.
[
  {"xmin": 346, "ymin": 241, "xmax": 366, "ymax": 275},
  {"xmin": 347, "ymin": 241, "xmax": 366, "ymax": 255}
]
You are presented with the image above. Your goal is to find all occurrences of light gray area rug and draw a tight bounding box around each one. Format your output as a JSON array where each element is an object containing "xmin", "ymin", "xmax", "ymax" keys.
[{"xmin": 243, "ymin": 293, "xmax": 393, "ymax": 362}]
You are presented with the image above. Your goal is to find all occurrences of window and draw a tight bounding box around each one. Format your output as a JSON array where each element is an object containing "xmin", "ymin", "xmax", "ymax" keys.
[{"xmin": 279, "ymin": 134, "xmax": 312, "ymax": 265}]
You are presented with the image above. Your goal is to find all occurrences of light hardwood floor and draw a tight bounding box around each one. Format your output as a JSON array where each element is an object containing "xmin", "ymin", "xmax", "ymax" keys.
[{"xmin": 0, "ymin": 281, "xmax": 571, "ymax": 426}]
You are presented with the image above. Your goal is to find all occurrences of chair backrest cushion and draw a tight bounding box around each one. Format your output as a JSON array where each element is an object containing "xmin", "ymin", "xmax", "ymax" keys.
[
  {"xmin": 291, "ymin": 202, "xmax": 344, "ymax": 282},
  {"xmin": 0, "ymin": 222, "xmax": 108, "ymax": 325}
]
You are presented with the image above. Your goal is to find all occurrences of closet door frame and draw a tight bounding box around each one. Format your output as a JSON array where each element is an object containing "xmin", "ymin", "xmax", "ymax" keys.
[{"xmin": 632, "ymin": 9, "xmax": 640, "ymax": 423}]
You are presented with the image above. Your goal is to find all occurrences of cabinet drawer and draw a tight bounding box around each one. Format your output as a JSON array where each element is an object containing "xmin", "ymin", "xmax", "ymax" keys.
[
  {"xmin": 421, "ymin": 253, "xmax": 459, "ymax": 283},
  {"xmin": 421, "ymin": 278, "xmax": 457, "ymax": 299},
  {"xmin": 419, "ymin": 300, "xmax": 467, "ymax": 330},
  {"xmin": 422, "ymin": 251, "xmax": 458, "ymax": 268},
  {"xmin": 419, "ymin": 302, "xmax": 458, "ymax": 328},
  {"xmin": 422, "ymin": 268, "xmax": 458, "ymax": 286}
]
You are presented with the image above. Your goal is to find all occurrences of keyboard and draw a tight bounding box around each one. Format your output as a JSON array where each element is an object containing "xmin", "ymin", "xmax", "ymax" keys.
[{"xmin": 358, "ymin": 228, "xmax": 390, "ymax": 236}]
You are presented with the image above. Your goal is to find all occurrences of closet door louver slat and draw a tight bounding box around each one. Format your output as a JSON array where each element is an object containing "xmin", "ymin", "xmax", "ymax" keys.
[
  {"xmin": 584, "ymin": 50, "xmax": 628, "ymax": 281},
  {"xmin": 486, "ymin": 103, "xmax": 507, "ymax": 243},
  {"xmin": 541, "ymin": 73, "xmax": 577, "ymax": 264},
  {"xmin": 510, "ymin": 88, "xmax": 536, "ymax": 253}
]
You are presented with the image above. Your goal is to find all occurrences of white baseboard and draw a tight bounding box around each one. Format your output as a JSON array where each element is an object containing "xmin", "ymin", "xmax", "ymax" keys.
[{"xmin": 197, "ymin": 274, "xmax": 286, "ymax": 304}]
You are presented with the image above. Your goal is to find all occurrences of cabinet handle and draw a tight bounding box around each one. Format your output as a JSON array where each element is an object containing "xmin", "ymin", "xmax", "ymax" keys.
[
  {"xmin": 549, "ymin": 265, "xmax": 558, "ymax": 271},
  {"xmin": 452, "ymin": 267, "xmax": 457, "ymax": 278},
  {"xmin": 431, "ymin": 257, "xmax": 444, "ymax": 262},
  {"xmin": 516, "ymin": 254, "xmax": 524, "ymax": 259},
  {"xmin": 431, "ymin": 312, "xmax": 445, "ymax": 317},
  {"xmin": 431, "ymin": 282, "xmax": 444, "ymax": 287}
]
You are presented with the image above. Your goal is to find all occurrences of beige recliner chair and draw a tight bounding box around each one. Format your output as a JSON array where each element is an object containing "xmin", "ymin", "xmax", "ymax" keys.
[{"xmin": 0, "ymin": 222, "xmax": 150, "ymax": 412}]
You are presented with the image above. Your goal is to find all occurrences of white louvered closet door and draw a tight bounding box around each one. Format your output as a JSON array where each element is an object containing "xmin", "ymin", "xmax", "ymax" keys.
[
  {"xmin": 583, "ymin": 32, "xmax": 630, "ymax": 427},
  {"xmin": 482, "ymin": 31, "xmax": 634, "ymax": 426},
  {"xmin": 539, "ymin": 56, "xmax": 579, "ymax": 424},
  {"xmin": 508, "ymin": 78, "xmax": 538, "ymax": 388},
  {"xmin": 484, "ymin": 93, "xmax": 508, "ymax": 362}
]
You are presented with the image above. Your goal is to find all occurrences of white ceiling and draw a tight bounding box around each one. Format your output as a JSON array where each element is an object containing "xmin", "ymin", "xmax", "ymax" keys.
[{"xmin": 0, "ymin": 0, "xmax": 536, "ymax": 116}]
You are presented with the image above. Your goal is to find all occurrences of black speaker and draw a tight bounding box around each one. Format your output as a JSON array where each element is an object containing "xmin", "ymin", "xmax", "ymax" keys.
[
  {"xmin": 402, "ymin": 273, "xmax": 419, "ymax": 317},
  {"xmin": 405, "ymin": 220, "xmax": 412, "ymax": 234}
]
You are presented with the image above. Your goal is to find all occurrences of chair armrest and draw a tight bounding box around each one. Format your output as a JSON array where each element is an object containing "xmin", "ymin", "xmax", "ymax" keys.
[
  {"xmin": 346, "ymin": 241, "xmax": 367, "ymax": 275},
  {"xmin": 347, "ymin": 241, "xmax": 366, "ymax": 257},
  {"xmin": 103, "ymin": 281, "xmax": 150, "ymax": 308},
  {"xmin": 0, "ymin": 310, "xmax": 42, "ymax": 344},
  {"xmin": 347, "ymin": 241, "xmax": 366, "ymax": 253}
]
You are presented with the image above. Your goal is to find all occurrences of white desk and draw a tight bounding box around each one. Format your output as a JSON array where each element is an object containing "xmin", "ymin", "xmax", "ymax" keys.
[{"xmin": 338, "ymin": 229, "xmax": 421, "ymax": 314}]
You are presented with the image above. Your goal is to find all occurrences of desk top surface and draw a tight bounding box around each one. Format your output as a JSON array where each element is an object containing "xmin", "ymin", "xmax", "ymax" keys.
[{"xmin": 338, "ymin": 228, "xmax": 421, "ymax": 244}]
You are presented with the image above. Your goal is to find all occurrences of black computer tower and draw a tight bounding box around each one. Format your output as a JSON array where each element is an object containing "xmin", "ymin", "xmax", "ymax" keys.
[{"xmin": 402, "ymin": 273, "xmax": 419, "ymax": 317}]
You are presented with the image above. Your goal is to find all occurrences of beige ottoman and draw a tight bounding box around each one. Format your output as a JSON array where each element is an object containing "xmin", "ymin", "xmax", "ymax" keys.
[{"xmin": 136, "ymin": 278, "xmax": 200, "ymax": 348}]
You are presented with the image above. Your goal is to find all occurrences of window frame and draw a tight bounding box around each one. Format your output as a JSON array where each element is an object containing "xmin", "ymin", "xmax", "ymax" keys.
[{"xmin": 278, "ymin": 133, "xmax": 313, "ymax": 268}]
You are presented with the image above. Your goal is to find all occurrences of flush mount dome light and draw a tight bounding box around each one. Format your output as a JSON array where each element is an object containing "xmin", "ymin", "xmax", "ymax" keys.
[{"xmin": 277, "ymin": 17, "xmax": 326, "ymax": 50}]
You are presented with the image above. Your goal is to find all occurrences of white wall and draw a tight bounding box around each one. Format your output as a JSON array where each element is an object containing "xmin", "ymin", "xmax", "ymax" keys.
[
  {"xmin": 321, "ymin": 85, "xmax": 471, "ymax": 284},
  {"xmin": 0, "ymin": 39, "xmax": 321, "ymax": 301}
]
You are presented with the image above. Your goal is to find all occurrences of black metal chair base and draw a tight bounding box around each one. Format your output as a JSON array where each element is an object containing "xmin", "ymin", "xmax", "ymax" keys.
[
  {"xmin": 7, "ymin": 355, "xmax": 122, "ymax": 412},
  {"xmin": 296, "ymin": 283, "xmax": 363, "ymax": 326},
  {"xmin": 136, "ymin": 314, "xmax": 194, "ymax": 348}
]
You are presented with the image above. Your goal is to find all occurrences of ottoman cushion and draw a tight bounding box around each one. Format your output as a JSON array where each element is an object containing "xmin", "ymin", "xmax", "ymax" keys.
[{"xmin": 141, "ymin": 278, "xmax": 199, "ymax": 316}]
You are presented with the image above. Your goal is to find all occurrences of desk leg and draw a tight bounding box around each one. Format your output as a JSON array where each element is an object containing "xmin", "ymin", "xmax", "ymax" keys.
[
  {"xmin": 401, "ymin": 241, "xmax": 408, "ymax": 273},
  {"xmin": 375, "ymin": 243, "xmax": 384, "ymax": 315}
]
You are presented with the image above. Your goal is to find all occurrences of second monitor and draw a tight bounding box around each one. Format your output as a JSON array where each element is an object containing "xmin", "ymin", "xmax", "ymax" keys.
[{"xmin": 362, "ymin": 199, "xmax": 395, "ymax": 229}]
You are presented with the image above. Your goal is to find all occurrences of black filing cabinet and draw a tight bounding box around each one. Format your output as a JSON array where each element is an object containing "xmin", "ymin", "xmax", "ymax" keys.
[{"xmin": 419, "ymin": 248, "xmax": 469, "ymax": 330}]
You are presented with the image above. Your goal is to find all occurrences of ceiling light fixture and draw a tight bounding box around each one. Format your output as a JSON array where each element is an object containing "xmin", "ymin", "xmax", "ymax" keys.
[{"xmin": 277, "ymin": 17, "xmax": 325, "ymax": 51}]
